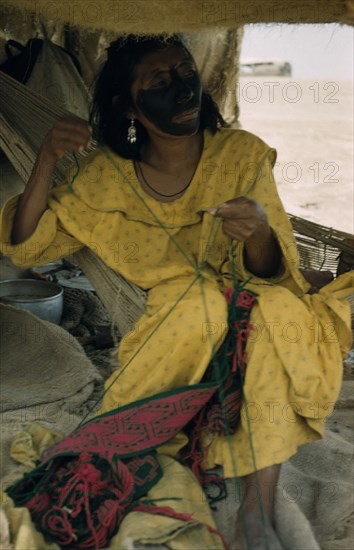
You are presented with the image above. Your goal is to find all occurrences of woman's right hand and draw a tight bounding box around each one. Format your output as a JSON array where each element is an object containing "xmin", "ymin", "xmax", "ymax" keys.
[
  {"xmin": 40, "ymin": 115, "xmax": 93, "ymax": 162},
  {"xmin": 10, "ymin": 116, "xmax": 92, "ymax": 245}
]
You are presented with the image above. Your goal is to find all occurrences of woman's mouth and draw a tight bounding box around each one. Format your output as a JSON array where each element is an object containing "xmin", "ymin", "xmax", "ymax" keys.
[{"xmin": 172, "ymin": 108, "xmax": 200, "ymax": 123}]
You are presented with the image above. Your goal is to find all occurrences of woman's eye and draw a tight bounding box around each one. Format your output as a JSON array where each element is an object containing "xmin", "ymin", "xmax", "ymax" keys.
[
  {"xmin": 151, "ymin": 79, "xmax": 168, "ymax": 88},
  {"xmin": 182, "ymin": 68, "xmax": 196, "ymax": 78}
]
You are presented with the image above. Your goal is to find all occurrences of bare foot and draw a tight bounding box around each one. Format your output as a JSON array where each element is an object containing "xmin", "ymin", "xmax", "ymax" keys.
[{"xmin": 232, "ymin": 511, "xmax": 284, "ymax": 550}]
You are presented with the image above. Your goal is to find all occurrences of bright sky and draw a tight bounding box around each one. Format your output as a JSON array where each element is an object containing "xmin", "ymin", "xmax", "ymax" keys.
[{"xmin": 241, "ymin": 24, "xmax": 354, "ymax": 80}]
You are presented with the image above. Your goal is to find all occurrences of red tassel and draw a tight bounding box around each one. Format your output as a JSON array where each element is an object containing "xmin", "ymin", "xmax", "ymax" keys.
[
  {"xmin": 133, "ymin": 503, "xmax": 230, "ymax": 550},
  {"xmin": 37, "ymin": 452, "xmax": 136, "ymax": 549}
]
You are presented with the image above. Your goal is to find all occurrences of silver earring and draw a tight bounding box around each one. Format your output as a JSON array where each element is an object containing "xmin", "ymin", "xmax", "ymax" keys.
[{"xmin": 127, "ymin": 119, "xmax": 137, "ymax": 144}]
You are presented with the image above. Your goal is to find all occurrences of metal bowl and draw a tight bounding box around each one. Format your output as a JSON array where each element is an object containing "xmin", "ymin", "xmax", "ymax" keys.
[{"xmin": 0, "ymin": 279, "xmax": 63, "ymax": 324}]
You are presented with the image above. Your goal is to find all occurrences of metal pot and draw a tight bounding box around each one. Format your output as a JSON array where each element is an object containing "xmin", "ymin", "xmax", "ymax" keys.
[{"xmin": 0, "ymin": 279, "xmax": 63, "ymax": 324}]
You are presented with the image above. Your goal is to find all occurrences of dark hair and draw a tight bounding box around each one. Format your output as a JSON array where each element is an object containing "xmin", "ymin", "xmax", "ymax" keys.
[{"xmin": 89, "ymin": 34, "xmax": 226, "ymax": 160}]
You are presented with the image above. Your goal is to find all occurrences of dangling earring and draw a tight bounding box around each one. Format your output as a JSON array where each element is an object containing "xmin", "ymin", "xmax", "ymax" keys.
[{"xmin": 127, "ymin": 119, "xmax": 137, "ymax": 144}]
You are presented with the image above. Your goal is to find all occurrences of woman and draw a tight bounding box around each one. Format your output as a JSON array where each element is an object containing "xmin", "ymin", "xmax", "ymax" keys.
[{"xmin": 1, "ymin": 35, "xmax": 352, "ymax": 549}]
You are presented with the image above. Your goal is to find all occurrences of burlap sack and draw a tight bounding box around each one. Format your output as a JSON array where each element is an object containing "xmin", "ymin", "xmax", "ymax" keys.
[
  {"xmin": 0, "ymin": 303, "xmax": 101, "ymax": 478},
  {"xmin": 0, "ymin": 303, "xmax": 101, "ymax": 411}
]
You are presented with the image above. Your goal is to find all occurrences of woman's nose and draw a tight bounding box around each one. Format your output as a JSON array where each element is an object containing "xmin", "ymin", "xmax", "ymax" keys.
[
  {"xmin": 177, "ymin": 84, "xmax": 194, "ymax": 103},
  {"xmin": 171, "ymin": 71, "xmax": 194, "ymax": 103}
]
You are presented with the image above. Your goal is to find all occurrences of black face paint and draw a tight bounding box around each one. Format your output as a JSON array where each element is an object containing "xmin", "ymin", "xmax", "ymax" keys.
[{"xmin": 136, "ymin": 69, "xmax": 203, "ymax": 136}]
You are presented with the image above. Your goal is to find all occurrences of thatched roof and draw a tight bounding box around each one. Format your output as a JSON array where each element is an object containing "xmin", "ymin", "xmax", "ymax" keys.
[{"xmin": 1, "ymin": 0, "xmax": 353, "ymax": 34}]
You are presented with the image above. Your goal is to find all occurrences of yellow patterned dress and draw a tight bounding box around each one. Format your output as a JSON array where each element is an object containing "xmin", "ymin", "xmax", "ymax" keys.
[{"xmin": 1, "ymin": 128, "xmax": 352, "ymax": 477}]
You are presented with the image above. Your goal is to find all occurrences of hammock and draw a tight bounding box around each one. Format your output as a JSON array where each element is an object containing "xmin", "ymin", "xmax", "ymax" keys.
[
  {"xmin": 0, "ymin": 69, "xmax": 353, "ymax": 335},
  {"xmin": 0, "ymin": 69, "xmax": 147, "ymax": 334}
]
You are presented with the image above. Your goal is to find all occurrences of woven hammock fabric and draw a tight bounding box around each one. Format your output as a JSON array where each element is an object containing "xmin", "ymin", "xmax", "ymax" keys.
[
  {"xmin": 1, "ymin": 0, "xmax": 353, "ymax": 34},
  {"xmin": 0, "ymin": 69, "xmax": 148, "ymax": 330}
]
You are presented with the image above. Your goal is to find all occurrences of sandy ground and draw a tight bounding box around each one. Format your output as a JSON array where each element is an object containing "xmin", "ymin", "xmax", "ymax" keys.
[{"xmin": 238, "ymin": 77, "xmax": 354, "ymax": 234}]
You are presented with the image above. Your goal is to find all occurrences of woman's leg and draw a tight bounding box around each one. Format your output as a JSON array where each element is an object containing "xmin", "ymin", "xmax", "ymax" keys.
[
  {"xmin": 99, "ymin": 281, "xmax": 228, "ymax": 413},
  {"xmin": 234, "ymin": 464, "xmax": 284, "ymax": 550},
  {"xmin": 202, "ymin": 284, "xmax": 346, "ymax": 547}
]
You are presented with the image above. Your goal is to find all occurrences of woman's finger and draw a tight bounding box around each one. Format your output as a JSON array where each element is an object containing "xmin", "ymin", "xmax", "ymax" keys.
[
  {"xmin": 42, "ymin": 116, "xmax": 93, "ymax": 160},
  {"xmin": 207, "ymin": 197, "xmax": 258, "ymax": 219}
]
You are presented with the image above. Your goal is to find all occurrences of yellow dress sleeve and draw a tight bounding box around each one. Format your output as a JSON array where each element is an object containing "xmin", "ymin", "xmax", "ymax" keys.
[
  {"xmin": 0, "ymin": 166, "xmax": 103, "ymax": 268},
  {"xmin": 0, "ymin": 193, "xmax": 84, "ymax": 268},
  {"xmin": 222, "ymin": 147, "xmax": 311, "ymax": 296}
]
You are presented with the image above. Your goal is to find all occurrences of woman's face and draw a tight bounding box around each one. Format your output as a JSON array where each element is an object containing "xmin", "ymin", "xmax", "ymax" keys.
[{"xmin": 129, "ymin": 45, "xmax": 203, "ymax": 137}]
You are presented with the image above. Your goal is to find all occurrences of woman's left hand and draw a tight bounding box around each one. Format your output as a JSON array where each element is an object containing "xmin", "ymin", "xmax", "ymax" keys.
[
  {"xmin": 208, "ymin": 197, "xmax": 281, "ymax": 277},
  {"xmin": 208, "ymin": 197, "xmax": 269, "ymax": 241}
]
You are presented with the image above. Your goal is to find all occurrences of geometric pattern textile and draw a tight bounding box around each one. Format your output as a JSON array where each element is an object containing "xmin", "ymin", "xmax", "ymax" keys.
[{"xmin": 6, "ymin": 287, "xmax": 255, "ymax": 548}]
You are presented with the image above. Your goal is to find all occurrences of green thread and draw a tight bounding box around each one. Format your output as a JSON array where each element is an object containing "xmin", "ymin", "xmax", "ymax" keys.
[
  {"xmin": 67, "ymin": 153, "xmax": 80, "ymax": 193},
  {"xmin": 229, "ymin": 240, "xmax": 269, "ymax": 550},
  {"xmin": 140, "ymin": 498, "xmax": 181, "ymax": 505},
  {"xmin": 103, "ymin": 146, "xmax": 201, "ymax": 273},
  {"xmin": 71, "ymin": 145, "xmax": 270, "ymax": 547},
  {"xmin": 78, "ymin": 273, "xmax": 201, "ymax": 426}
]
